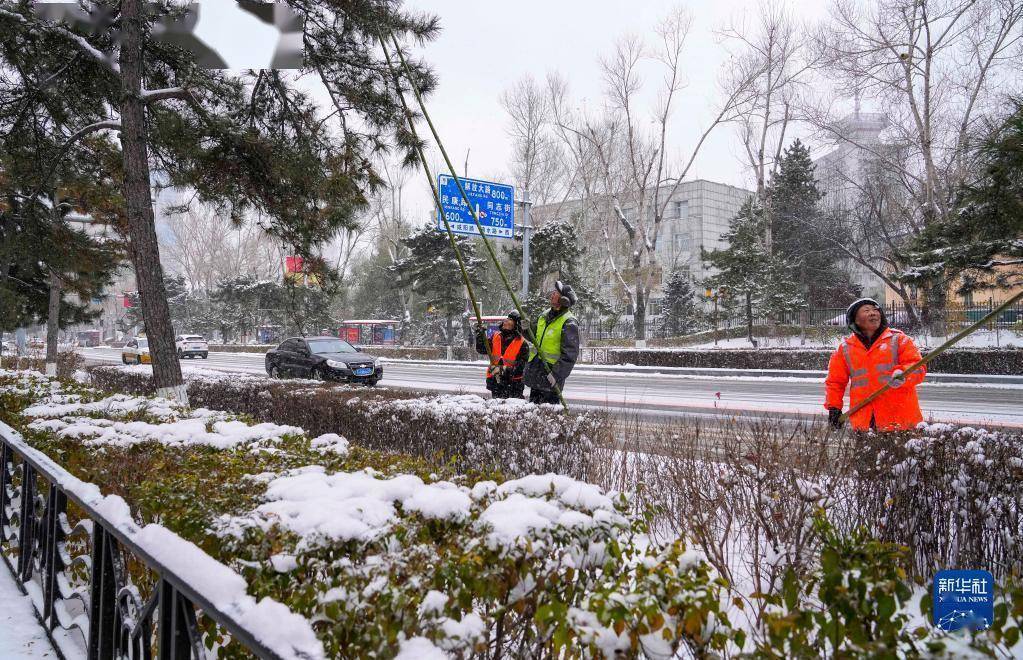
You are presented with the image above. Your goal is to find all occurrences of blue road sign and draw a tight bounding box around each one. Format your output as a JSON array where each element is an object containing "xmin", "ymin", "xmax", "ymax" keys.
[{"xmin": 436, "ymin": 175, "xmax": 515, "ymax": 239}]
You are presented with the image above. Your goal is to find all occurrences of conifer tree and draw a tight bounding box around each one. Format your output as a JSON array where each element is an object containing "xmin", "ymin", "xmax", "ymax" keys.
[
  {"xmin": 661, "ymin": 269, "xmax": 703, "ymax": 336},
  {"xmin": 703, "ymin": 198, "xmax": 803, "ymax": 345},
  {"xmin": 0, "ymin": 0, "xmax": 438, "ymax": 399},
  {"xmin": 768, "ymin": 139, "xmax": 857, "ymax": 306},
  {"xmin": 391, "ymin": 226, "xmax": 485, "ymax": 344},
  {"xmin": 904, "ymin": 101, "xmax": 1023, "ymax": 294}
]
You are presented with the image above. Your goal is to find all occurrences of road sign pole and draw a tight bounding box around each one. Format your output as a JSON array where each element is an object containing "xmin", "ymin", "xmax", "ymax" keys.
[{"xmin": 521, "ymin": 189, "xmax": 531, "ymax": 299}]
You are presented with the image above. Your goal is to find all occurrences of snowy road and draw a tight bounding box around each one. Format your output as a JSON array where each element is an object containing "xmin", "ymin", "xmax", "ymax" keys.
[{"xmin": 79, "ymin": 348, "xmax": 1023, "ymax": 428}]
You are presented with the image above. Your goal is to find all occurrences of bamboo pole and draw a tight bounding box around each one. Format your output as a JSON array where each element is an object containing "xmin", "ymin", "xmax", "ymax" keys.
[{"xmin": 385, "ymin": 32, "xmax": 570, "ymax": 410}]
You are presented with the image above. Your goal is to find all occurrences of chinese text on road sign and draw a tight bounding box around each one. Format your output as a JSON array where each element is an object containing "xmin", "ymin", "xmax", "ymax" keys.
[{"xmin": 436, "ymin": 175, "xmax": 515, "ymax": 239}]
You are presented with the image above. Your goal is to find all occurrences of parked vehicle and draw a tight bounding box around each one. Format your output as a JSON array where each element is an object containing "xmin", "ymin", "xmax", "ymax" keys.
[
  {"xmin": 76, "ymin": 330, "xmax": 101, "ymax": 347},
  {"xmin": 175, "ymin": 334, "xmax": 209, "ymax": 359},
  {"xmin": 121, "ymin": 337, "xmax": 150, "ymax": 364},
  {"xmin": 265, "ymin": 336, "xmax": 382, "ymax": 385}
]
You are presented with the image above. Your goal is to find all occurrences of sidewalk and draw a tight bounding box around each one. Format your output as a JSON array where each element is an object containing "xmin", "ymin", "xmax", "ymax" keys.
[{"xmin": 0, "ymin": 563, "xmax": 57, "ymax": 658}]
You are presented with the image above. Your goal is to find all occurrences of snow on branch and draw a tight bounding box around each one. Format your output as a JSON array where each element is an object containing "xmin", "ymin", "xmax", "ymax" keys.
[
  {"xmin": 64, "ymin": 120, "xmax": 122, "ymax": 144},
  {"xmin": 0, "ymin": 6, "xmax": 119, "ymax": 75},
  {"xmin": 612, "ymin": 203, "xmax": 636, "ymax": 236},
  {"xmin": 142, "ymin": 87, "xmax": 188, "ymax": 102}
]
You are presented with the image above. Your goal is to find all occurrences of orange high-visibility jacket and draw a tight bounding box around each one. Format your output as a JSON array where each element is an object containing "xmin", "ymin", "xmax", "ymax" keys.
[
  {"xmin": 488, "ymin": 333, "xmax": 525, "ymax": 381},
  {"xmin": 824, "ymin": 327, "xmax": 925, "ymax": 431}
]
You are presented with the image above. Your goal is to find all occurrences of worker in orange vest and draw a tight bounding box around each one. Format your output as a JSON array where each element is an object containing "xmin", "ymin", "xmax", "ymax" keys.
[
  {"xmin": 475, "ymin": 310, "xmax": 527, "ymax": 399},
  {"xmin": 825, "ymin": 298, "xmax": 926, "ymax": 431}
]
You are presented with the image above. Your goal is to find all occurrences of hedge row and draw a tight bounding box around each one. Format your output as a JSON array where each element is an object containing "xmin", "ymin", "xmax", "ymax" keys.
[
  {"xmin": 208, "ymin": 343, "xmax": 479, "ymax": 361},
  {"xmin": 610, "ymin": 346, "xmax": 1023, "ymax": 374},
  {"xmin": 0, "ymin": 369, "xmax": 726, "ymax": 658},
  {"xmin": 5, "ymin": 368, "xmax": 1021, "ymax": 658},
  {"xmin": 0, "ymin": 351, "xmax": 83, "ymax": 379},
  {"xmin": 86, "ymin": 366, "xmax": 602, "ymax": 480}
]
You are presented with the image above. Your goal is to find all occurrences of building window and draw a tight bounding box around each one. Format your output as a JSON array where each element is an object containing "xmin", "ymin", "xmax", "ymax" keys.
[
  {"xmin": 674, "ymin": 200, "xmax": 689, "ymax": 220},
  {"xmin": 674, "ymin": 232, "xmax": 692, "ymax": 251}
]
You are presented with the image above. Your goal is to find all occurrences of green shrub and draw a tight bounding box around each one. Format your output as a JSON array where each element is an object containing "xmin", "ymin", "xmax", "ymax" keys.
[
  {"xmin": 609, "ymin": 347, "xmax": 1023, "ymax": 374},
  {"xmin": 0, "ymin": 350, "xmax": 84, "ymax": 378},
  {"xmin": 0, "ymin": 368, "xmax": 729, "ymax": 658},
  {"xmin": 86, "ymin": 366, "xmax": 605, "ymax": 480}
]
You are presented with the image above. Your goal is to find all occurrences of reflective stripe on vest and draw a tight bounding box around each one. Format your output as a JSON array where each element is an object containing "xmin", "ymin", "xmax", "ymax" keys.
[
  {"xmin": 491, "ymin": 334, "xmax": 524, "ymax": 367},
  {"xmin": 530, "ymin": 311, "xmax": 574, "ymax": 364},
  {"xmin": 489, "ymin": 333, "xmax": 525, "ymax": 381},
  {"xmin": 842, "ymin": 343, "xmax": 870, "ymax": 391},
  {"xmin": 877, "ymin": 334, "xmax": 901, "ymax": 384}
]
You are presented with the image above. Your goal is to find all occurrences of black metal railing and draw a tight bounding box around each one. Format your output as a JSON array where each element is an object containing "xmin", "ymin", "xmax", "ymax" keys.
[{"xmin": 0, "ymin": 421, "xmax": 286, "ymax": 659}]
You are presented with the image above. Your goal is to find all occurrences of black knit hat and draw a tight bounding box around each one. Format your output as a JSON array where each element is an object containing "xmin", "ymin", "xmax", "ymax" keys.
[
  {"xmin": 846, "ymin": 297, "xmax": 882, "ymax": 329},
  {"xmin": 555, "ymin": 280, "xmax": 577, "ymax": 307}
]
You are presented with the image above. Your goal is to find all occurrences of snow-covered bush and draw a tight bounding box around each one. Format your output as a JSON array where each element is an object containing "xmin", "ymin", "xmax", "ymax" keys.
[
  {"xmin": 601, "ymin": 414, "xmax": 1023, "ymax": 651},
  {"xmin": 609, "ymin": 347, "xmax": 1023, "ymax": 374},
  {"xmin": 86, "ymin": 365, "xmax": 604, "ymax": 480},
  {"xmin": 848, "ymin": 424, "xmax": 1023, "ymax": 580},
  {"xmin": 2, "ymin": 368, "xmax": 725, "ymax": 658},
  {"xmin": 759, "ymin": 516, "xmax": 1023, "ymax": 658},
  {"xmin": 0, "ymin": 349, "xmax": 83, "ymax": 378}
]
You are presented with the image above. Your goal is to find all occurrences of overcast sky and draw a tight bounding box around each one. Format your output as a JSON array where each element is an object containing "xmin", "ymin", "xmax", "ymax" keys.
[
  {"xmin": 187, "ymin": 0, "xmax": 838, "ymax": 223},
  {"xmin": 389, "ymin": 0, "xmax": 833, "ymax": 217}
]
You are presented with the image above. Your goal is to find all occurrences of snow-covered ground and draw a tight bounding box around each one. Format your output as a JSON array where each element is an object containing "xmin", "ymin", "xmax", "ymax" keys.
[{"xmin": 0, "ymin": 565, "xmax": 56, "ymax": 658}]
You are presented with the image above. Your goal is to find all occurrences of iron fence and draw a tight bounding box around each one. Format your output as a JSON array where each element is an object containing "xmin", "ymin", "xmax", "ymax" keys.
[{"xmin": 0, "ymin": 421, "xmax": 286, "ymax": 659}]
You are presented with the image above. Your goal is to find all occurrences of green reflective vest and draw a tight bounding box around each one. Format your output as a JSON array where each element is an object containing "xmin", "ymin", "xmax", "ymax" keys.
[{"xmin": 530, "ymin": 310, "xmax": 574, "ymax": 364}]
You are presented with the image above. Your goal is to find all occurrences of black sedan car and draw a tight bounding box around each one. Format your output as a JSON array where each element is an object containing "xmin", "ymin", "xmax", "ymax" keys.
[{"xmin": 265, "ymin": 336, "xmax": 382, "ymax": 385}]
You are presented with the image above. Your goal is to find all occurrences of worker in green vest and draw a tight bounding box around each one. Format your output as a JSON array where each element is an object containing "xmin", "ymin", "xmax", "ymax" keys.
[{"xmin": 524, "ymin": 280, "xmax": 580, "ymax": 405}]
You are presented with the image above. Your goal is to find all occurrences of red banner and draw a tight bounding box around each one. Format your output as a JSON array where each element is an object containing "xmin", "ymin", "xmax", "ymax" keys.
[{"xmin": 285, "ymin": 256, "xmax": 304, "ymax": 274}]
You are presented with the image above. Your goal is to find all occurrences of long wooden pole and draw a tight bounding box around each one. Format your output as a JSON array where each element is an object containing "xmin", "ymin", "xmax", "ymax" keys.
[
  {"xmin": 840, "ymin": 290, "xmax": 1023, "ymax": 423},
  {"xmin": 386, "ymin": 33, "xmax": 569, "ymax": 410}
]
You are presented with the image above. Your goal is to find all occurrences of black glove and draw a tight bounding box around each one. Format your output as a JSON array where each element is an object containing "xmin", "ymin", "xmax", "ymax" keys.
[{"xmin": 828, "ymin": 408, "xmax": 843, "ymax": 429}]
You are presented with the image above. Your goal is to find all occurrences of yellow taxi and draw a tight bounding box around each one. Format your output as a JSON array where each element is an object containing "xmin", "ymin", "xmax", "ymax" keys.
[{"xmin": 121, "ymin": 337, "xmax": 151, "ymax": 364}]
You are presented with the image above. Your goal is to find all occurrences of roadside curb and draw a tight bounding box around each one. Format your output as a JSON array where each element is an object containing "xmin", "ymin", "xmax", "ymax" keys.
[{"xmin": 376, "ymin": 357, "xmax": 1023, "ymax": 385}]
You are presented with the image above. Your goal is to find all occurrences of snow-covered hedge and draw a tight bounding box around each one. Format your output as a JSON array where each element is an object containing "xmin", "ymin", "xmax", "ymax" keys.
[
  {"xmin": 609, "ymin": 346, "xmax": 1023, "ymax": 374},
  {"xmin": 85, "ymin": 365, "xmax": 604, "ymax": 480},
  {"xmin": 0, "ymin": 350, "xmax": 83, "ymax": 378},
  {"xmin": 0, "ymin": 368, "xmax": 732, "ymax": 658},
  {"xmin": 4, "ymin": 368, "xmax": 1021, "ymax": 657}
]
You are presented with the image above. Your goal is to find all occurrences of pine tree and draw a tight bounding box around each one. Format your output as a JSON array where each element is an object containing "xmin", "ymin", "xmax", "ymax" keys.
[
  {"xmin": 703, "ymin": 198, "xmax": 804, "ymax": 346},
  {"xmin": 0, "ymin": 0, "xmax": 439, "ymax": 399},
  {"xmin": 661, "ymin": 269, "xmax": 703, "ymax": 336},
  {"xmin": 391, "ymin": 226, "xmax": 485, "ymax": 344},
  {"xmin": 904, "ymin": 100, "xmax": 1023, "ymax": 294},
  {"xmin": 768, "ymin": 139, "xmax": 857, "ymax": 306},
  {"xmin": 507, "ymin": 218, "xmax": 611, "ymax": 319}
]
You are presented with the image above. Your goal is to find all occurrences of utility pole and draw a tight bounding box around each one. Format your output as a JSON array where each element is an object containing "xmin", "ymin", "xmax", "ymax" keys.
[{"xmin": 519, "ymin": 189, "xmax": 532, "ymax": 299}]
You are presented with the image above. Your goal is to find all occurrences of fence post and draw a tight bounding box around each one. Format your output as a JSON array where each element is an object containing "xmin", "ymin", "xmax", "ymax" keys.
[
  {"xmin": 17, "ymin": 462, "xmax": 36, "ymax": 583},
  {"xmin": 0, "ymin": 443, "xmax": 10, "ymax": 545},
  {"xmin": 88, "ymin": 525, "xmax": 116, "ymax": 660},
  {"xmin": 42, "ymin": 485, "xmax": 67, "ymax": 630}
]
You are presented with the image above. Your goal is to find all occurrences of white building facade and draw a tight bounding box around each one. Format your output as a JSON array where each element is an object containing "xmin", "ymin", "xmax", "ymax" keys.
[
  {"xmin": 532, "ymin": 179, "xmax": 752, "ymax": 317},
  {"xmin": 813, "ymin": 112, "xmax": 891, "ymax": 302}
]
